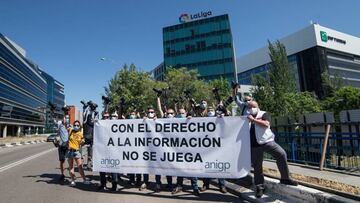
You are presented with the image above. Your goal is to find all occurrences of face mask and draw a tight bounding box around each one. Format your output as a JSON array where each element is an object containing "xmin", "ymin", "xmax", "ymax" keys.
[
  {"xmin": 177, "ymin": 113, "xmax": 186, "ymax": 118},
  {"xmin": 250, "ymin": 108, "xmax": 258, "ymax": 116},
  {"xmin": 200, "ymin": 103, "xmax": 207, "ymax": 110},
  {"xmin": 73, "ymin": 126, "xmax": 80, "ymax": 131},
  {"xmin": 148, "ymin": 112, "xmax": 155, "ymax": 118},
  {"xmin": 208, "ymin": 111, "xmax": 215, "ymax": 117},
  {"xmin": 129, "ymin": 115, "xmax": 136, "ymax": 119},
  {"xmin": 167, "ymin": 114, "xmax": 174, "ymax": 118}
]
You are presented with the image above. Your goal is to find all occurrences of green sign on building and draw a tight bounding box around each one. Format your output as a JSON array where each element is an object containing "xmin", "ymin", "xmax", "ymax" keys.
[{"xmin": 320, "ymin": 31, "xmax": 328, "ymax": 42}]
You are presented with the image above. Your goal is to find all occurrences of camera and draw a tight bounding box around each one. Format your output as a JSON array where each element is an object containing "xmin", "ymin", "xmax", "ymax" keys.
[
  {"xmin": 87, "ymin": 101, "xmax": 98, "ymax": 110},
  {"xmin": 102, "ymin": 96, "xmax": 111, "ymax": 105},
  {"xmin": 216, "ymin": 96, "xmax": 234, "ymax": 115},
  {"xmin": 61, "ymin": 106, "xmax": 70, "ymax": 115},
  {"xmin": 231, "ymin": 81, "xmax": 239, "ymax": 89},
  {"xmin": 153, "ymin": 88, "xmax": 162, "ymax": 97}
]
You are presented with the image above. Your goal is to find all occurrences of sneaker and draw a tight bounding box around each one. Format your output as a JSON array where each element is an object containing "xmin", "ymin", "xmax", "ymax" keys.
[
  {"xmin": 70, "ymin": 181, "xmax": 76, "ymax": 187},
  {"xmin": 255, "ymin": 187, "xmax": 264, "ymax": 198},
  {"xmin": 155, "ymin": 184, "xmax": 161, "ymax": 193},
  {"xmin": 220, "ymin": 186, "xmax": 228, "ymax": 193},
  {"xmin": 280, "ymin": 179, "xmax": 298, "ymax": 186},
  {"xmin": 199, "ymin": 185, "xmax": 209, "ymax": 192},
  {"xmin": 171, "ymin": 186, "xmax": 182, "ymax": 194},
  {"xmin": 193, "ymin": 189, "xmax": 200, "ymax": 196},
  {"xmin": 139, "ymin": 183, "xmax": 147, "ymax": 191}
]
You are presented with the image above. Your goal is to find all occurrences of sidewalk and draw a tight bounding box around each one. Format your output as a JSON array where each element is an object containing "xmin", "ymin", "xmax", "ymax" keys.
[{"xmin": 263, "ymin": 160, "xmax": 360, "ymax": 194}]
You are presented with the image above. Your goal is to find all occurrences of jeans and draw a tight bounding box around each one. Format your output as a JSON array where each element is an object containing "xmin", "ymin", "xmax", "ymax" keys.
[{"xmin": 251, "ymin": 141, "xmax": 291, "ymax": 186}]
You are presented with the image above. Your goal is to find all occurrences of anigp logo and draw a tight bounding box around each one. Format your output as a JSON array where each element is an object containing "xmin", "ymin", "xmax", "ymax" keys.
[
  {"xmin": 100, "ymin": 157, "xmax": 120, "ymax": 168},
  {"xmin": 179, "ymin": 13, "xmax": 190, "ymax": 23}
]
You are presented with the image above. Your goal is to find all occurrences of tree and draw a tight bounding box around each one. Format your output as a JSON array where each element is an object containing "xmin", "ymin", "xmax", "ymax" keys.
[
  {"xmin": 322, "ymin": 86, "xmax": 360, "ymax": 113},
  {"xmin": 252, "ymin": 40, "xmax": 297, "ymax": 116},
  {"xmin": 321, "ymin": 69, "xmax": 344, "ymax": 97},
  {"xmin": 104, "ymin": 64, "xmax": 165, "ymax": 116},
  {"xmin": 283, "ymin": 92, "xmax": 322, "ymax": 118},
  {"xmin": 208, "ymin": 77, "xmax": 231, "ymax": 103}
]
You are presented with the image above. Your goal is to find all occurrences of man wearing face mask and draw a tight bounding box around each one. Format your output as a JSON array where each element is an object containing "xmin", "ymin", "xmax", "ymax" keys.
[
  {"xmin": 233, "ymin": 85, "xmax": 252, "ymax": 116},
  {"xmin": 200, "ymin": 107, "xmax": 227, "ymax": 193},
  {"xmin": 171, "ymin": 108, "xmax": 200, "ymax": 196},
  {"xmin": 139, "ymin": 107, "xmax": 156, "ymax": 191},
  {"xmin": 127, "ymin": 110, "xmax": 142, "ymax": 187},
  {"xmin": 154, "ymin": 96, "xmax": 174, "ymax": 192},
  {"xmin": 247, "ymin": 101, "xmax": 298, "ymax": 198},
  {"xmin": 98, "ymin": 112, "xmax": 120, "ymax": 191}
]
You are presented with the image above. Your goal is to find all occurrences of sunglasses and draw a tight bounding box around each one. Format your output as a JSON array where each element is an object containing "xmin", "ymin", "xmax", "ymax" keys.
[
  {"xmin": 167, "ymin": 112, "xmax": 174, "ymax": 115},
  {"xmin": 148, "ymin": 111, "xmax": 154, "ymax": 113},
  {"xmin": 74, "ymin": 124, "xmax": 80, "ymax": 127}
]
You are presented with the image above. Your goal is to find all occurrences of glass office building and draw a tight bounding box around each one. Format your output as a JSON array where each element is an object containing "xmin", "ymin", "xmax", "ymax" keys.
[
  {"xmin": 161, "ymin": 14, "xmax": 236, "ymax": 82},
  {"xmin": 0, "ymin": 34, "xmax": 64, "ymax": 137},
  {"xmin": 237, "ymin": 24, "xmax": 360, "ymax": 98}
]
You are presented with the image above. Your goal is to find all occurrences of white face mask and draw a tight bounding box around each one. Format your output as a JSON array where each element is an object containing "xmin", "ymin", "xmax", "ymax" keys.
[
  {"xmin": 73, "ymin": 126, "xmax": 80, "ymax": 131},
  {"xmin": 250, "ymin": 108, "xmax": 258, "ymax": 116},
  {"xmin": 148, "ymin": 112, "xmax": 155, "ymax": 118},
  {"xmin": 167, "ymin": 114, "xmax": 174, "ymax": 118},
  {"xmin": 208, "ymin": 111, "xmax": 215, "ymax": 117}
]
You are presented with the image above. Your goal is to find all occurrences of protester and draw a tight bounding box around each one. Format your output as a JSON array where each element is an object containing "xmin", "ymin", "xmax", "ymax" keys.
[
  {"xmin": 154, "ymin": 97, "xmax": 174, "ymax": 192},
  {"xmin": 200, "ymin": 106, "xmax": 227, "ymax": 193},
  {"xmin": 233, "ymin": 85, "xmax": 252, "ymax": 116},
  {"xmin": 247, "ymin": 101, "xmax": 298, "ymax": 198},
  {"xmin": 127, "ymin": 110, "xmax": 142, "ymax": 187},
  {"xmin": 97, "ymin": 112, "xmax": 120, "ymax": 191},
  {"xmin": 139, "ymin": 106, "xmax": 156, "ymax": 191},
  {"xmin": 56, "ymin": 120, "xmax": 68, "ymax": 182},
  {"xmin": 67, "ymin": 120, "xmax": 90, "ymax": 186}
]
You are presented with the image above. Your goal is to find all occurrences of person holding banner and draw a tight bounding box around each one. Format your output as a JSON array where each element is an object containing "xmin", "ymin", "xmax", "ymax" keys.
[
  {"xmin": 127, "ymin": 110, "xmax": 142, "ymax": 187},
  {"xmin": 98, "ymin": 112, "xmax": 120, "ymax": 191},
  {"xmin": 66, "ymin": 120, "xmax": 91, "ymax": 186},
  {"xmin": 247, "ymin": 101, "xmax": 298, "ymax": 198},
  {"xmin": 154, "ymin": 96, "xmax": 174, "ymax": 192},
  {"xmin": 200, "ymin": 106, "xmax": 227, "ymax": 194},
  {"xmin": 139, "ymin": 106, "xmax": 156, "ymax": 191}
]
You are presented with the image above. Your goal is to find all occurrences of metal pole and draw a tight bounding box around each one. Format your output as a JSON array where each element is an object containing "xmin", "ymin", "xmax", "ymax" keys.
[{"xmin": 320, "ymin": 124, "xmax": 331, "ymax": 170}]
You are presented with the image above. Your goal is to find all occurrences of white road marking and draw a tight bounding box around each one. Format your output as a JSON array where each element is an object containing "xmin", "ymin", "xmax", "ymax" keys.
[{"xmin": 0, "ymin": 148, "xmax": 56, "ymax": 173}]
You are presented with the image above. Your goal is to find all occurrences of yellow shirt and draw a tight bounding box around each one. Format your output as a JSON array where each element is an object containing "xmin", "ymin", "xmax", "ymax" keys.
[{"xmin": 68, "ymin": 129, "xmax": 83, "ymax": 150}]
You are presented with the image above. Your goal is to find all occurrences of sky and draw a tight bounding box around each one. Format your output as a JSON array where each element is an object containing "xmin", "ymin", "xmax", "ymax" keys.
[{"xmin": 1, "ymin": 0, "xmax": 359, "ymax": 110}]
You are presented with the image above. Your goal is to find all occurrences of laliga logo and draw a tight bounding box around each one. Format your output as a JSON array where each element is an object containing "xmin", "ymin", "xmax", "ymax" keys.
[
  {"xmin": 179, "ymin": 11, "xmax": 212, "ymax": 23},
  {"xmin": 179, "ymin": 13, "xmax": 190, "ymax": 23}
]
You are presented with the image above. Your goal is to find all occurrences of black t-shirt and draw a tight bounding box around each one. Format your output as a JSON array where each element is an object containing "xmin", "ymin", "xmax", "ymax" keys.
[{"xmin": 250, "ymin": 113, "xmax": 269, "ymax": 148}]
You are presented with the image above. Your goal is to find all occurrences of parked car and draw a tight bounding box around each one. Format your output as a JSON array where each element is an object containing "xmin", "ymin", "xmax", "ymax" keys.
[{"xmin": 46, "ymin": 134, "xmax": 58, "ymax": 142}]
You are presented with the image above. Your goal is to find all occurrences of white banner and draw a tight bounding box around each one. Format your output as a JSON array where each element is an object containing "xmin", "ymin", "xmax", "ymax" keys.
[{"xmin": 93, "ymin": 117, "xmax": 251, "ymax": 178}]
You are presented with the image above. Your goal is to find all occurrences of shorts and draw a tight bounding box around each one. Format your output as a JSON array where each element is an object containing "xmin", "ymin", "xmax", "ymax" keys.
[
  {"xmin": 66, "ymin": 149, "xmax": 82, "ymax": 159},
  {"xmin": 58, "ymin": 146, "xmax": 68, "ymax": 161}
]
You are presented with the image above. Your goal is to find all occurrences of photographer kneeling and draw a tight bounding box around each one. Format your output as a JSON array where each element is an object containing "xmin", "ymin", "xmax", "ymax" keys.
[{"xmin": 247, "ymin": 101, "xmax": 297, "ymax": 198}]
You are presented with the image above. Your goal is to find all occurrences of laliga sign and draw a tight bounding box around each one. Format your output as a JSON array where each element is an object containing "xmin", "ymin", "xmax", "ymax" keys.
[{"xmin": 179, "ymin": 11, "xmax": 212, "ymax": 23}]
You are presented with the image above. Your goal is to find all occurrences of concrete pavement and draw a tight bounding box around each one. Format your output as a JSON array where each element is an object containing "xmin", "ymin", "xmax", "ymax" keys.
[{"xmin": 0, "ymin": 143, "xmax": 243, "ymax": 203}]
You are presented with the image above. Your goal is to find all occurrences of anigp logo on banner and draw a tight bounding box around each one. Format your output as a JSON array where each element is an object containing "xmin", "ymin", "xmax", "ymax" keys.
[
  {"xmin": 100, "ymin": 157, "xmax": 121, "ymax": 169},
  {"xmin": 204, "ymin": 160, "xmax": 231, "ymax": 173}
]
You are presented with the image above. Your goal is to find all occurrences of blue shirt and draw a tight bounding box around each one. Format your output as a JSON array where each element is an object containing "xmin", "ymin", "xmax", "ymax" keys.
[{"xmin": 57, "ymin": 123, "xmax": 69, "ymax": 146}]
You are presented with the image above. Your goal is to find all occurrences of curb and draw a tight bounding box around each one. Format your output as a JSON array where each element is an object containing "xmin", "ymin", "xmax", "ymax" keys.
[
  {"xmin": 0, "ymin": 139, "xmax": 47, "ymax": 148},
  {"xmin": 264, "ymin": 176, "xmax": 359, "ymax": 203},
  {"xmin": 217, "ymin": 175, "xmax": 359, "ymax": 203}
]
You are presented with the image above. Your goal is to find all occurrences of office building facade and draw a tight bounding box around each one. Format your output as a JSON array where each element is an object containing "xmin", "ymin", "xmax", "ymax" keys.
[
  {"xmin": 161, "ymin": 13, "xmax": 237, "ymax": 82},
  {"xmin": 0, "ymin": 34, "xmax": 65, "ymax": 137},
  {"xmin": 237, "ymin": 24, "xmax": 360, "ymax": 98}
]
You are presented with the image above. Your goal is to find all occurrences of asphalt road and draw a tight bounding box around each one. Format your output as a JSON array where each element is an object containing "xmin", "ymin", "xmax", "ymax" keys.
[{"xmin": 0, "ymin": 143, "xmax": 244, "ymax": 203}]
